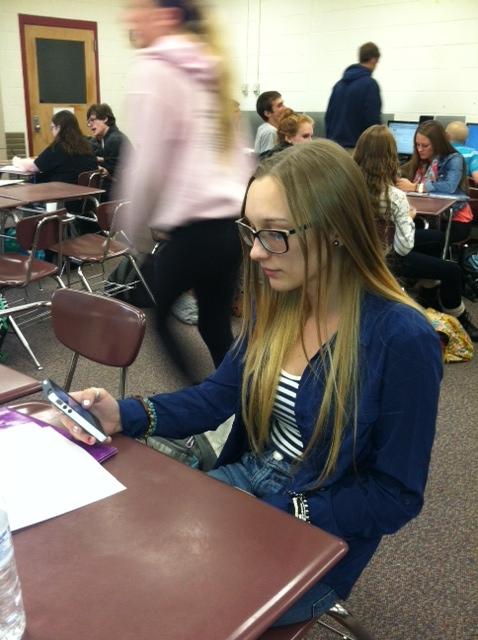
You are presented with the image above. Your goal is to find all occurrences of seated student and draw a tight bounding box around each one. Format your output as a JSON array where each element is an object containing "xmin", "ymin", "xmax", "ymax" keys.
[
  {"xmin": 65, "ymin": 140, "xmax": 442, "ymax": 627},
  {"xmin": 446, "ymin": 121, "xmax": 478, "ymax": 186},
  {"xmin": 13, "ymin": 110, "xmax": 97, "ymax": 183},
  {"xmin": 254, "ymin": 91, "xmax": 286, "ymax": 156},
  {"xmin": 397, "ymin": 119, "xmax": 472, "ymax": 246},
  {"xmin": 87, "ymin": 103, "xmax": 132, "ymax": 196},
  {"xmin": 261, "ymin": 109, "xmax": 314, "ymax": 158},
  {"xmin": 355, "ymin": 124, "xmax": 478, "ymax": 342}
]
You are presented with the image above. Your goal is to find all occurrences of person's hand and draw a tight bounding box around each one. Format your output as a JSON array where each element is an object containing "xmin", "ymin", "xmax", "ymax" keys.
[
  {"xmin": 409, "ymin": 206, "xmax": 417, "ymax": 220},
  {"xmin": 62, "ymin": 387, "xmax": 122, "ymax": 445},
  {"xmin": 396, "ymin": 178, "xmax": 416, "ymax": 192},
  {"xmin": 12, "ymin": 156, "xmax": 23, "ymax": 168}
]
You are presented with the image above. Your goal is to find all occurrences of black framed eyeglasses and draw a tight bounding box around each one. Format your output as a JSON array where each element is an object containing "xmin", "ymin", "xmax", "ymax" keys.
[{"xmin": 235, "ymin": 218, "xmax": 309, "ymax": 254}]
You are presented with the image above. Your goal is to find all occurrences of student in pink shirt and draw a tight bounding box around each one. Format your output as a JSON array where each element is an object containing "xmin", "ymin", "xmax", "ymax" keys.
[{"xmin": 119, "ymin": 0, "xmax": 251, "ymax": 379}]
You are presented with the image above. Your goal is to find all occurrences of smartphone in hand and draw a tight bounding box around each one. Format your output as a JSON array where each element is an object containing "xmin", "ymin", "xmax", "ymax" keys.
[{"xmin": 42, "ymin": 378, "xmax": 107, "ymax": 443}]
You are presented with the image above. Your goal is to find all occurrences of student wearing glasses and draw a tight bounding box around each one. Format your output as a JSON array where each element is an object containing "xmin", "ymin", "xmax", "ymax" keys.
[
  {"xmin": 65, "ymin": 141, "xmax": 442, "ymax": 627},
  {"xmin": 13, "ymin": 110, "xmax": 96, "ymax": 183},
  {"xmin": 86, "ymin": 103, "xmax": 132, "ymax": 198}
]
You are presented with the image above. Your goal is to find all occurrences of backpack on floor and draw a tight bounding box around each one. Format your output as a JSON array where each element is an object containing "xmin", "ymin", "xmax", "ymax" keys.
[
  {"xmin": 461, "ymin": 250, "xmax": 478, "ymax": 302},
  {"xmin": 107, "ymin": 253, "xmax": 156, "ymax": 308},
  {"xmin": 424, "ymin": 308, "xmax": 473, "ymax": 363}
]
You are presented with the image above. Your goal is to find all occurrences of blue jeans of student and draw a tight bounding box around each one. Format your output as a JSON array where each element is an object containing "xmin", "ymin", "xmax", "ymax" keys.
[{"xmin": 208, "ymin": 449, "xmax": 339, "ymax": 627}]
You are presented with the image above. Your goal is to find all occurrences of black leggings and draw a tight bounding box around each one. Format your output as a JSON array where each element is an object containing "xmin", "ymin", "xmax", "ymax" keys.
[
  {"xmin": 413, "ymin": 221, "xmax": 471, "ymax": 258},
  {"xmin": 152, "ymin": 218, "xmax": 241, "ymax": 379},
  {"xmin": 394, "ymin": 250, "xmax": 463, "ymax": 311}
]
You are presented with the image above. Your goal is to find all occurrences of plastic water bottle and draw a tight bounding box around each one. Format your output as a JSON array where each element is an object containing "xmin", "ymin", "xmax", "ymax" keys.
[{"xmin": 0, "ymin": 510, "xmax": 26, "ymax": 640}]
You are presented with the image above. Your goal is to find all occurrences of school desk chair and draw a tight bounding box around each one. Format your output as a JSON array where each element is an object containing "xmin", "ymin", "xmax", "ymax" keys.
[
  {"xmin": 0, "ymin": 211, "xmax": 67, "ymax": 369},
  {"xmin": 48, "ymin": 200, "xmax": 156, "ymax": 304},
  {"xmin": 9, "ymin": 288, "xmax": 146, "ymax": 426}
]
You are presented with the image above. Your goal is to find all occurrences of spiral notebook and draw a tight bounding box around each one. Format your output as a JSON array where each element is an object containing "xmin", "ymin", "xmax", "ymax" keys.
[{"xmin": 0, "ymin": 406, "xmax": 117, "ymax": 463}]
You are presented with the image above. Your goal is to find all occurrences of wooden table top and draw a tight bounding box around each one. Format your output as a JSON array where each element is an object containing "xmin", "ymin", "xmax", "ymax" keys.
[{"xmin": 14, "ymin": 434, "xmax": 348, "ymax": 640}]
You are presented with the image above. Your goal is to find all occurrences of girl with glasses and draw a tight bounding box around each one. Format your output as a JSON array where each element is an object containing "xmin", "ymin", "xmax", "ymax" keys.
[
  {"xmin": 65, "ymin": 141, "xmax": 442, "ymax": 626},
  {"xmin": 13, "ymin": 110, "xmax": 96, "ymax": 184}
]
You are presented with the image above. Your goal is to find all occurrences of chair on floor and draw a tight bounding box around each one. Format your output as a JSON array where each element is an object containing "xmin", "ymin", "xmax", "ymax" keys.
[
  {"xmin": 0, "ymin": 211, "xmax": 67, "ymax": 369},
  {"xmin": 259, "ymin": 603, "xmax": 376, "ymax": 640},
  {"xmin": 49, "ymin": 200, "xmax": 156, "ymax": 304},
  {"xmin": 9, "ymin": 288, "xmax": 147, "ymax": 425}
]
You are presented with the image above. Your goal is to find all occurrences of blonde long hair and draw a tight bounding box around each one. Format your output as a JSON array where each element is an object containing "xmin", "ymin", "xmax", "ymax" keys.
[
  {"xmin": 240, "ymin": 140, "xmax": 420, "ymax": 483},
  {"xmin": 159, "ymin": 0, "xmax": 236, "ymax": 154}
]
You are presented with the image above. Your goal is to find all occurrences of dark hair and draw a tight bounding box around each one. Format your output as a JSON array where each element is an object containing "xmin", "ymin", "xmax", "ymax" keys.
[
  {"xmin": 87, "ymin": 103, "xmax": 116, "ymax": 127},
  {"xmin": 405, "ymin": 120, "xmax": 469, "ymax": 193},
  {"xmin": 359, "ymin": 42, "xmax": 380, "ymax": 63},
  {"xmin": 256, "ymin": 91, "xmax": 282, "ymax": 122},
  {"xmin": 51, "ymin": 110, "xmax": 93, "ymax": 156},
  {"xmin": 153, "ymin": 0, "xmax": 201, "ymax": 22}
]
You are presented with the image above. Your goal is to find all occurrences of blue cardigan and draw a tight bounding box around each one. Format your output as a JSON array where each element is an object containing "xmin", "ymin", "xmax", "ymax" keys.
[{"xmin": 119, "ymin": 294, "xmax": 442, "ymax": 598}]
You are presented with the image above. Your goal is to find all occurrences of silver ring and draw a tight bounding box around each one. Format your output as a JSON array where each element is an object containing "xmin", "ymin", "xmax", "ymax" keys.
[
  {"xmin": 72, "ymin": 425, "xmax": 80, "ymax": 433},
  {"xmin": 93, "ymin": 388, "xmax": 101, "ymax": 401}
]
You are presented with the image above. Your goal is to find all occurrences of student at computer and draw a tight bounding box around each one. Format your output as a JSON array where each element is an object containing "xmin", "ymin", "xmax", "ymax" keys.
[
  {"xmin": 260, "ymin": 109, "xmax": 314, "ymax": 158},
  {"xmin": 13, "ymin": 110, "xmax": 97, "ymax": 183},
  {"xmin": 397, "ymin": 120, "xmax": 472, "ymax": 245},
  {"xmin": 355, "ymin": 125, "xmax": 478, "ymax": 342},
  {"xmin": 65, "ymin": 140, "xmax": 442, "ymax": 627},
  {"xmin": 446, "ymin": 121, "xmax": 478, "ymax": 185}
]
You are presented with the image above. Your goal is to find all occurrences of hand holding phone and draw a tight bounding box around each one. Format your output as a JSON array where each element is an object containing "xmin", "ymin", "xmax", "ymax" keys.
[{"xmin": 42, "ymin": 379, "xmax": 108, "ymax": 443}]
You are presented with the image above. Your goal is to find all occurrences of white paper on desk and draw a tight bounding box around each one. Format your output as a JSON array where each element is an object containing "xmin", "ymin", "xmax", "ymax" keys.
[
  {"xmin": 0, "ymin": 424, "xmax": 126, "ymax": 531},
  {"xmin": 0, "ymin": 179, "xmax": 25, "ymax": 186},
  {"xmin": 0, "ymin": 165, "xmax": 31, "ymax": 174}
]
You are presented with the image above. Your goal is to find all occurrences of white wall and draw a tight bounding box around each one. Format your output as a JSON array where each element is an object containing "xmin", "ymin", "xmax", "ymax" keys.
[
  {"xmin": 219, "ymin": 0, "xmax": 478, "ymax": 121},
  {"xmin": 1, "ymin": 0, "xmax": 477, "ymax": 146}
]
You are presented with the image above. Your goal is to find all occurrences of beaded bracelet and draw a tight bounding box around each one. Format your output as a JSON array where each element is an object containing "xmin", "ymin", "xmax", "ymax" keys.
[
  {"xmin": 289, "ymin": 492, "xmax": 311, "ymax": 523},
  {"xmin": 134, "ymin": 396, "xmax": 157, "ymax": 438}
]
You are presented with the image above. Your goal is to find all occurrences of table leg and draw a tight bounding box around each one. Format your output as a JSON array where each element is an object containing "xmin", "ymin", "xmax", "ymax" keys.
[{"xmin": 442, "ymin": 208, "xmax": 453, "ymax": 260}]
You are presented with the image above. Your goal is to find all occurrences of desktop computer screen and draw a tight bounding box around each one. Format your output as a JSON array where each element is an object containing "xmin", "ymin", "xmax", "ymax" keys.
[
  {"xmin": 466, "ymin": 123, "xmax": 478, "ymax": 152},
  {"xmin": 388, "ymin": 121, "xmax": 418, "ymax": 155}
]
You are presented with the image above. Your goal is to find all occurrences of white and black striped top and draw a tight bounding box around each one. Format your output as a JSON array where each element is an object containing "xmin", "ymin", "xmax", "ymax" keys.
[{"xmin": 270, "ymin": 370, "xmax": 304, "ymax": 460}]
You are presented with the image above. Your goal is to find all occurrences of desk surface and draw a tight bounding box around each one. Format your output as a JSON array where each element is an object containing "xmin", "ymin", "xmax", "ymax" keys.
[
  {"xmin": 0, "ymin": 181, "xmax": 104, "ymax": 203},
  {"xmin": 15, "ymin": 435, "xmax": 347, "ymax": 640},
  {"xmin": 407, "ymin": 194, "xmax": 456, "ymax": 216},
  {"xmin": 0, "ymin": 195, "xmax": 27, "ymax": 208}
]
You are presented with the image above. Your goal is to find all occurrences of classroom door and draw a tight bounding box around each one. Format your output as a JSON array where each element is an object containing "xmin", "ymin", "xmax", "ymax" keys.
[{"xmin": 19, "ymin": 15, "xmax": 100, "ymax": 156}]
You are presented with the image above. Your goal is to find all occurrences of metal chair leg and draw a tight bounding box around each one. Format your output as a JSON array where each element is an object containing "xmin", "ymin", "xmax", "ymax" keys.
[
  {"xmin": 323, "ymin": 604, "xmax": 376, "ymax": 640},
  {"xmin": 127, "ymin": 254, "xmax": 156, "ymax": 305},
  {"xmin": 7, "ymin": 315, "xmax": 43, "ymax": 370},
  {"xmin": 77, "ymin": 266, "xmax": 94, "ymax": 293}
]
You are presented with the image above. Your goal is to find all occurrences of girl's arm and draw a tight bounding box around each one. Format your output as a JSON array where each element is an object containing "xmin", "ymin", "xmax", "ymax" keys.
[
  {"xmin": 426, "ymin": 154, "xmax": 464, "ymax": 194},
  {"xmin": 12, "ymin": 156, "xmax": 39, "ymax": 172}
]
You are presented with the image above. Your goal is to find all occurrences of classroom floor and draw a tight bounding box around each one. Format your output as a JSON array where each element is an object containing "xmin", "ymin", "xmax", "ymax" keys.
[{"xmin": 1, "ymin": 266, "xmax": 476, "ymax": 640}]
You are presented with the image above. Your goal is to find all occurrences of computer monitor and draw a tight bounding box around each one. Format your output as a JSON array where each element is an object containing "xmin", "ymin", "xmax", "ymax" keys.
[
  {"xmin": 466, "ymin": 123, "xmax": 478, "ymax": 152},
  {"xmin": 419, "ymin": 115, "xmax": 434, "ymax": 123},
  {"xmin": 434, "ymin": 115, "xmax": 466, "ymax": 128},
  {"xmin": 387, "ymin": 120, "xmax": 418, "ymax": 155}
]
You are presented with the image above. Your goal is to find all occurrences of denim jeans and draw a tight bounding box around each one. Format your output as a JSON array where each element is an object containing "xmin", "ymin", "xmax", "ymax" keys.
[{"xmin": 208, "ymin": 449, "xmax": 338, "ymax": 626}]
